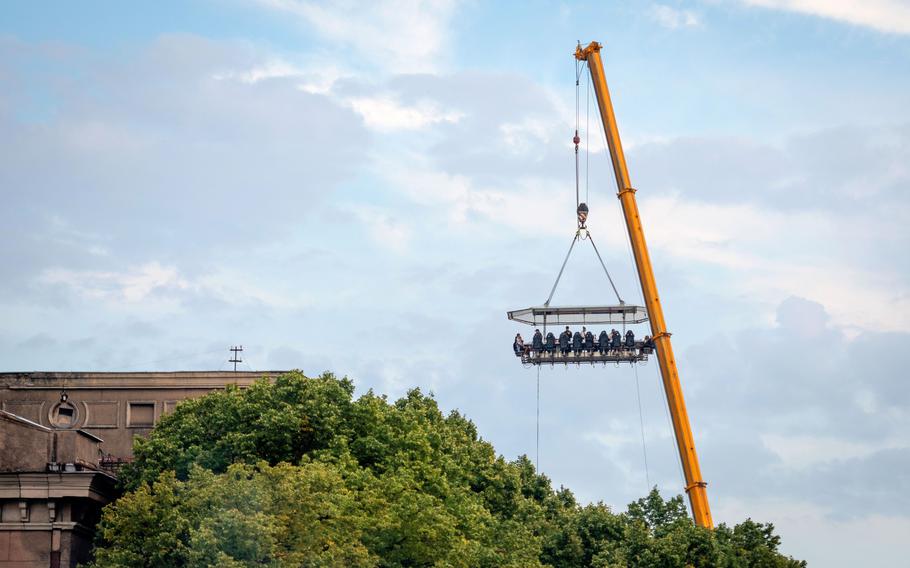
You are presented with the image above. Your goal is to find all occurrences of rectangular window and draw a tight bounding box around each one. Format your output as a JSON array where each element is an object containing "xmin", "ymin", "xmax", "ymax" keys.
[{"xmin": 128, "ymin": 402, "xmax": 155, "ymax": 427}]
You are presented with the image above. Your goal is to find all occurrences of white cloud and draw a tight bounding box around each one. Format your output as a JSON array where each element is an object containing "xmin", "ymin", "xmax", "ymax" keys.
[
  {"xmin": 714, "ymin": 499, "xmax": 910, "ymax": 567},
  {"xmin": 583, "ymin": 421, "xmax": 653, "ymax": 491},
  {"xmin": 352, "ymin": 205, "xmax": 413, "ymax": 253},
  {"xmin": 742, "ymin": 0, "xmax": 910, "ymax": 34},
  {"xmin": 213, "ymin": 59, "xmax": 302, "ymax": 83},
  {"xmin": 37, "ymin": 261, "xmax": 313, "ymax": 311},
  {"xmin": 346, "ymin": 95, "xmax": 464, "ymax": 131},
  {"xmin": 256, "ymin": 0, "xmax": 459, "ymax": 73},
  {"xmin": 650, "ymin": 4, "xmax": 701, "ymax": 29},
  {"xmin": 761, "ymin": 433, "xmax": 908, "ymax": 471},
  {"xmin": 378, "ymin": 157, "xmax": 571, "ymax": 235},
  {"xmin": 378, "ymin": 160, "xmax": 910, "ymax": 333},
  {"xmin": 638, "ymin": 194, "xmax": 910, "ymax": 333},
  {"xmin": 500, "ymin": 118, "xmax": 554, "ymax": 155},
  {"xmin": 373, "ymin": 121, "xmax": 908, "ymax": 333},
  {"xmin": 213, "ymin": 57, "xmax": 345, "ymax": 94},
  {"xmin": 40, "ymin": 262, "xmax": 190, "ymax": 303}
]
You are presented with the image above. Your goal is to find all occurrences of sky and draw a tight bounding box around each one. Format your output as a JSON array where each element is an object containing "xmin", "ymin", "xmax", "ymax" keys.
[{"xmin": 1, "ymin": 1, "xmax": 909, "ymax": 565}]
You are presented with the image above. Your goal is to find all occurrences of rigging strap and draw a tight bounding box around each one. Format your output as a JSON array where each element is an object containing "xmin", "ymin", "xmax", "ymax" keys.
[
  {"xmin": 544, "ymin": 234, "xmax": 578, "ymax": 307},
  {"xmin": 543, "ymin": 230, "xmax": 624, "ymax": 306},
  {"xmin": 588, "ymin": 233, "xmax": 624, "ymax": 304}
]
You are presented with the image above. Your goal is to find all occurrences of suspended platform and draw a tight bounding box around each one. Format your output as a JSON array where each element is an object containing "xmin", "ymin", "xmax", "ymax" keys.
[
  {"xmin": 517, "ymin": 342, "xmax": 654, "ymax": 366},
  {"xmin": 508, "ymin": 305, "xmax": 652, "ymax": 365},
  {"xmin": 507, "ymin": 304, "xmax": 648, "ymax": 327}
]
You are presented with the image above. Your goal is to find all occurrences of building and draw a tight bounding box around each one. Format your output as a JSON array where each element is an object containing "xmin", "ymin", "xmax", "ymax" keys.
[{"xmin": 0, "ymin": 371, "xmax": 285, "ymax": 568}]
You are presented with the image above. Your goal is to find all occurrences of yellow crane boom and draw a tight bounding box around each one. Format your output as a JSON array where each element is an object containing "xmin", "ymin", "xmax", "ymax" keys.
[{"xmin": 575, "ymin": 41, "xmax": 713, "ymax": 528}]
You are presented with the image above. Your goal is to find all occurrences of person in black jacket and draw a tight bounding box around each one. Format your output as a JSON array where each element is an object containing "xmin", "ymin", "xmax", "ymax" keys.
[
  {"xmin": 611, "ymin": 328, "xmax": 622, "ymax": 351},
  {"xmin": 598, "ymin": 330, "xmax": 609, "ymax": 354},
  {"xmin": 532, "ymin": 329, "xmax": 544, "ymax": 353},
  {"xmin": 572, "ymin": 329, "xmax": 583, "ymax": 355},
  {"xmin": 559, "ymin": 326, "xmax": 572, "ymax": 355}
]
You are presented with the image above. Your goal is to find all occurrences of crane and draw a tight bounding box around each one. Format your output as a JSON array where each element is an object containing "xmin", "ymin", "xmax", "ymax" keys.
[{"xmin": 575, "ymin": 40, "xmax": 714, "ymax": 529}]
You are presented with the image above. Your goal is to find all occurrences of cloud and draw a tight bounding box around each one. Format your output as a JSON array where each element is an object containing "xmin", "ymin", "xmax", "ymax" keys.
[
  {"xmin": 17, "ymin": 333, "xmax": 58, "ymax": 350},
  {"xmin": 308, "ymin": 65, "xmax": 910, "ymax": 339},
  {"xmin": 256, "ymin": 0, "xmax": 459, "ymax": 73},
  {"xmin": 638, "ymin": 193, "xmax": 910, "ymax": 332},
  {"xmin": 629, "ymin": 127, "xmax": 910, "ymax": 209},
  {"xmin": 499, "ymin": 118, "xmax": 554, "ymax": 155},
  {"xmin": 39, "ymin": 262, "xmax": 189, "ymax": 303},
  {"xmin": 368, "ymin": 124, "xmax": 909, "ymax": 335},
  {"xmin": 617, "ymin": 127, "xmax": 910, "ymax": 333},
  {"xmin": 377, "ymin": 157, "xmax": 572, "ymax": 236},
  {"xmin": 650, "ymin": 4, "xmax": 701, "ymax": 29},
  {"xmin": 213, "ymin": 57, "xmax": 344, "ymax": 94},
  {"xmin": 741, "ymin": 0, "xmax": 910, "ymax": 34},
  {"xmin": 346, "ymin": 94, "xmax": 464, "ymax": 131},
  {"xmin": 760, "ymin": 433, "xmax": 905, "ymax": 471},
  {"xmin": 40, "ymin": 262, "xmax": 190, "ymax": 303},
  {"xmin": 266, "ymin": 345, "xmax": 331, "ymax": 374},
  {"xmin": 378, "ymin": 71, "xmax": 570, "ymax": 182},
  {"xmin": 681, "ymin": 296, "xmax": 910, "ymax": 519},
  {"xmin": 351, "ymin": 205, "xmax": 413, "ymax": 253},
  {"xmin": 714, "ymin": 499, "xmax": 910, "ymax": 565},
  {"xmin": 0, "ymin": 35, "xmax": 369, "ymax": 300}
]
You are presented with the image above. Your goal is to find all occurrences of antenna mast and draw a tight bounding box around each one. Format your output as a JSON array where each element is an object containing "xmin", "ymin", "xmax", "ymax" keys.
[{"xmin": 229, "ymin": 345, "xmax": 243, "ymax": 372}]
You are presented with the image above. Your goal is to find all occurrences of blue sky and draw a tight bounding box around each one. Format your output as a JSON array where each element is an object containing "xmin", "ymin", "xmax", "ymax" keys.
[{"xmin": 2, "ymin": 1, "xmax": 909, "ymax": 565}]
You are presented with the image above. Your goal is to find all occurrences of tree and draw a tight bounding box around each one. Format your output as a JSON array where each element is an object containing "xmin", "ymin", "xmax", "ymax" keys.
[{"xmin": 87, "ymin": 372, "xmax": 804, "ymax": 568}]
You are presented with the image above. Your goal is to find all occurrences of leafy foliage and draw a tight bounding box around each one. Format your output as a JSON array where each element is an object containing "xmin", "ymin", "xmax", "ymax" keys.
[{"xmin": 87, "ymin": 372, "xmax": 805, "ymax": 568}]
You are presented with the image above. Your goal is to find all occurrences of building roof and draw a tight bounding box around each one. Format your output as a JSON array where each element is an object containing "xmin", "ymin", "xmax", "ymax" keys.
[{"xmin": 0, "ymin": 370, "xmax": 291, "ymax": 390}]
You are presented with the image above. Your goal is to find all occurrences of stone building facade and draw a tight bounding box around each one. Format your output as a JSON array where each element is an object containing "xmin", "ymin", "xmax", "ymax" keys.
[{"xmin": 0, "ymin": 371, "xmax": 285, "ymax": 568}]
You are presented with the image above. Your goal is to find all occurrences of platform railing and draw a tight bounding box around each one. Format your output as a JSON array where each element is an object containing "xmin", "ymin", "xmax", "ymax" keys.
[{"xmin": 517, "ymin": 341, "xmax": 654, "ymax": 365}]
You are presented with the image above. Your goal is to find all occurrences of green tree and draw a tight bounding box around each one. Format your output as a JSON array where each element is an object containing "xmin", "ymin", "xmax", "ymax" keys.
[{"xmin": 88, "ymin": 372, "xmax": 804, "ymax": 568}]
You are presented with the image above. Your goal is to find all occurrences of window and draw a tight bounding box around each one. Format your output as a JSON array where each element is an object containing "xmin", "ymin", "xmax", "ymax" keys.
[
  {"xmin": 128, "ymin": 402, "xmax": 155, "ymax": 427},
  {"xmin": 50, "ymin": 401, "xmax": 77, "ymax": 428}
]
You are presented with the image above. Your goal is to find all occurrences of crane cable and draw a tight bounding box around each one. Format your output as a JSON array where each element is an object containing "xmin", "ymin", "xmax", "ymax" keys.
[
  {"xmin": 585, "ymin": 61, "xmax": 590, "ymax": 206},
  {"xmin": 545, "ymin": 57, "xmax": 622, "ymax": 307},
  {"xmin": 633, "ymin": 362, "xmax": 651, "ymax": 490},
  {"xmin": 536, "ymin": 365, "xmax": 541, "ymax": 472},
  {"xmin": 575, "ymin": 55, "xmax": 583, "ymax": 210},
  {"xmin": 582, "ymin": 73, "xmax": 682, "ymax": 492},
  {"xmin": 579, "ymin": 52, "xmax": 654, "ymax": 494},
  {"xmin": 581, "ymin": 75, "xmax": 685, "ymax": 492},
  {"xmin": 576, "ymin": 56, "xmax": 622, "ymax": 303}
]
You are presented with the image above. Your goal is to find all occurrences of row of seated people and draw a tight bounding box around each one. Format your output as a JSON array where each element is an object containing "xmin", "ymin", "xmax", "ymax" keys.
[{"xmin": 513, "ymin": 326, "xmax": 655, "ymax": 357}]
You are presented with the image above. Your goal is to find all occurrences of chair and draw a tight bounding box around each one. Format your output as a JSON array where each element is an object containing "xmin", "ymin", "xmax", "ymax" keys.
[{"xmin": 546, "ymin": 333, "xmax": 556, "ymax": 353}]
